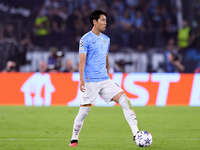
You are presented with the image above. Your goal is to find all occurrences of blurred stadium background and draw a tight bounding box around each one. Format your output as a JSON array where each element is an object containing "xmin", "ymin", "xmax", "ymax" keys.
[
  {"xmin": 1, "ymin": 1, "xmax": 200, "ymax": 149},
  {"xmin": 0, "ymin": 0, "xmax": 200, "ymax": 73}
]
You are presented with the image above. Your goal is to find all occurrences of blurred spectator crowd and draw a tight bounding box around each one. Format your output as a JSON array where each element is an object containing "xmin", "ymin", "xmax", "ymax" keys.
[{"xmin": 0, "ymin": 0, "xmax": 200, "ymax": 73}]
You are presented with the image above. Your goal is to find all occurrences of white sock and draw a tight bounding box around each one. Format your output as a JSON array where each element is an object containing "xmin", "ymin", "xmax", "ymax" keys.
[
  {"xmin": 119, "ymin": 94, "xmax": 139, "ymax": 136},
  {"xmin": 71, "ymin": 107, "xmax": 91, "ymax": 140}
]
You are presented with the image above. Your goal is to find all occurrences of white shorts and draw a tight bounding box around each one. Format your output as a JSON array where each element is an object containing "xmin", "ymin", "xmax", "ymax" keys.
[{"xmin": 79, "ymin": 79, "xmax": 123, "ymax": 105}]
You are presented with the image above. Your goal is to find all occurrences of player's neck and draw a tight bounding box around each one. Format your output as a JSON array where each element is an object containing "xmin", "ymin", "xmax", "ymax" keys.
[{"xmin": 91, "ymin": 28, "xmax": 101, "ymax": 36}]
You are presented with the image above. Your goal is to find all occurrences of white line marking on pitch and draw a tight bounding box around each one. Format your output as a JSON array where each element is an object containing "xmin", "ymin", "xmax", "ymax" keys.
[
  {"xmin": 0, "ymin": 138, "xmax": 200, "ymax": 141},
  {"xmin": 0, "ymin": 139, "xmax": 70, "ymax": 140}
]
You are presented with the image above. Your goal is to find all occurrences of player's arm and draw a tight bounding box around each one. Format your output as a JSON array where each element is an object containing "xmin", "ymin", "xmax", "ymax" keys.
[
  {"xmin": 79, "ymin": 53, "xmax": 86, "ymax": 92},
  {"xmin": 106, "ymin": 53, "xmax": 109, "ymax": 75}
]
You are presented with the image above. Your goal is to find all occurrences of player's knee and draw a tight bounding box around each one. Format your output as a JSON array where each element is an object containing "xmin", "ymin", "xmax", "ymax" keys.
[
  {"xmin": 75, "ymin": 107, "xmax": 91, "ymax": 123},
  {"xmin": 81, "ymin": 107, "xmax": 91, "ymax": 116},
  {"xmin": 119, "ymin": 94, "xmax": 132, "ymax": 110}
]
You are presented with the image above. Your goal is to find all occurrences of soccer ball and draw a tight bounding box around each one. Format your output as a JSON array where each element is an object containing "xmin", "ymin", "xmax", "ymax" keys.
[{"xmin": 134, "ymin": 131, "xmax": 153, "ymax": 147}]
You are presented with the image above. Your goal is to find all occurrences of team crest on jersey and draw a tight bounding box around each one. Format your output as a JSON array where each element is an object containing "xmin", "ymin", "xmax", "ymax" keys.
[{"xmin": 103, "ymin": 40, "xmax": 108, "ymax": 45}]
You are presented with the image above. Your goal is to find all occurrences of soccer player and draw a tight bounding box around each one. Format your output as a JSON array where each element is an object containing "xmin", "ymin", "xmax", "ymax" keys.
[{"xmin": 69, "ymin": 10, "xmax": 139, "ymax": 147}]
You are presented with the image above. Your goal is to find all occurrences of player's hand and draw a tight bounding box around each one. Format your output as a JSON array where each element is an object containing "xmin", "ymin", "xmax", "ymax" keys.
[{"xmin": 80, "ymin": 79, "xmax": 86, "ymax": 92}]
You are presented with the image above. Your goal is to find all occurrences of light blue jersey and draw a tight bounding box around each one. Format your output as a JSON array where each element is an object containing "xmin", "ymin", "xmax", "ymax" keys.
[{"xmin": 79, "ymin": 31, "xmax": 110, "ymax": 82}]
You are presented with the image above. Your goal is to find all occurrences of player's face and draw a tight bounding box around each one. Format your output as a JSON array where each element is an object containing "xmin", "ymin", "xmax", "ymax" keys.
[{"xmin": 95, "ymin": 15, "xmax": 107, "ymax": 32}]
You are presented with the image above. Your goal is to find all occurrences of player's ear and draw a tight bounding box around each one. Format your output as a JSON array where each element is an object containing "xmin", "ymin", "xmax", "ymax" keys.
[{"xmin": 93, "ymin": 19, "xmax": 97, "ymax": 25}]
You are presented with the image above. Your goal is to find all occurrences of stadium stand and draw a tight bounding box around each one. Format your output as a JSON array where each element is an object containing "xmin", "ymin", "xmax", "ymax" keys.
[{"xmin": 0, "ymin": 0, "xmax": 200, "ymax": 73}]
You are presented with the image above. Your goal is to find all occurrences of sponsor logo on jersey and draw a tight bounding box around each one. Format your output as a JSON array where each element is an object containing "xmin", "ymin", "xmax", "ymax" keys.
[{"xmin": 79, "ymin": 47, "xmax": 84, "ymax": 51}]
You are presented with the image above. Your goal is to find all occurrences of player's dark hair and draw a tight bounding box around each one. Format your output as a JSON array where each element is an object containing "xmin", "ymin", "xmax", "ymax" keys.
[{"xmin": 89, "ymin": 10, "xmax": 107, "ymax": 26}]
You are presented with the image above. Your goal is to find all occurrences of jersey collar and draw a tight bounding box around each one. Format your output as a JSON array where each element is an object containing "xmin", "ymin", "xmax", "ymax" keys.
[{"xmin": 90, "ymin": 30, "xmax": 101, "ymax": 37}]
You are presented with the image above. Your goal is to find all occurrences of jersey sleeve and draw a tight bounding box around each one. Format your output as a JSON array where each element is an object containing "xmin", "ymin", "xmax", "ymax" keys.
[{"xmin": 79, "ymin": 37, "xmax": 88, "ymax": 53}]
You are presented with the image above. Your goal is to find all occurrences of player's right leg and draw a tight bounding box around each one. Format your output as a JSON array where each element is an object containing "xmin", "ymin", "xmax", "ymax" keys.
[
  {"xmin": 69, "ymin": 104, "xmax": 91, "ymax": 147},
  {"xmin": 69, "ymin": 82, "xmax": 100, "ymax": 147}
]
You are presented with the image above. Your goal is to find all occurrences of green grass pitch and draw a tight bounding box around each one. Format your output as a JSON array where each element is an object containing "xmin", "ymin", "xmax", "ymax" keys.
[{"xmin": 0, "ymin": 106, "xmax": 200, "ymax": 150}]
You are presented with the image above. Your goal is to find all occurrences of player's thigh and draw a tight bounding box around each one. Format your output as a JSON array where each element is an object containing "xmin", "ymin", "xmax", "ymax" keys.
[
  {"xmin": 99, "ymin": 79, "xmax": 123, "ymax": 103},
  {"xmin": 79, "ymin": 82, "xmax": 101, "ymax": 105}
]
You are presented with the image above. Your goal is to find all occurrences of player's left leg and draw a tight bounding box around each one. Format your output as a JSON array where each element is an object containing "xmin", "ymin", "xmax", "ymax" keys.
[
  {"xmin": 99, "ymin": 79, "xmax": 139, "ymax": 138},
  {"xmin": 112, "ymin": 91, "xmax": 139, "ymax": 137}
]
